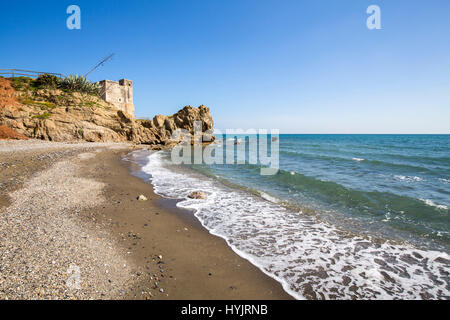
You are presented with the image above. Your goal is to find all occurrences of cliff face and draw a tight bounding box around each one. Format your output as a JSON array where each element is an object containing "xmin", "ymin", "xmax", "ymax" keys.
[
  {"xmin": 135, "ymin": 105, "xmax": 214, "ymax": 145},
  {"xmin": 0, "ymin": 78, "xmax": 213, "ymax": 146}
]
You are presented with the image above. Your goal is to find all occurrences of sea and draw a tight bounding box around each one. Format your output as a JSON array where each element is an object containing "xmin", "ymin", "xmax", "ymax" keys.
[{"xmin": 131, "ymin": 134, "xmax": 449, "ymax": 299}]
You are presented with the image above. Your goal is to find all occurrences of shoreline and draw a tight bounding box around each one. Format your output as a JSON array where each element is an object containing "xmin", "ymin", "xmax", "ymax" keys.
[
  {"xmin": 1, "ymin": 140, "xmax": 449, "ymax": 299},
  {"xmin": 126, "ymin": 151, "xmax": 303, "ymax": 299},
  {"xmin": 0, "ymin": 140, "xmax": 292, "ymax": 300},
  {"xmin": 89, "ymin": 148, "xmax": 293, "ymax": 299},
  {"xmin": 136, "ymin": 148, "xmax": 450, "ymax": 300}
]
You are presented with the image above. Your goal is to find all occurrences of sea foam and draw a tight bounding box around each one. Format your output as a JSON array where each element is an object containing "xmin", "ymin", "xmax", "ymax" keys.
[
  {"xmin": 143, "ymin": 151, "xmax": 450, "ymax": 300},
  {"xmin": 420, "ymin": 199, "xmax": 449, "ymax": 210},
  {"xmin": 394, "ymin": 175, "xmax": 424, "ymax": 182}
]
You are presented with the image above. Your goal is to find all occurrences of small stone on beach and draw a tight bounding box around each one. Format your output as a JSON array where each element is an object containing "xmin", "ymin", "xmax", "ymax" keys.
[{"xmin": 137, "ymin": 195, "xmax": 148, "ymax": 201}]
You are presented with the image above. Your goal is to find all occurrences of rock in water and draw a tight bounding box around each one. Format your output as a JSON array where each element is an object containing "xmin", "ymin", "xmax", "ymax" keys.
[
  {"xmin": 137, "ymin": 195, "xmax": 148, "ymax": 201},
  {"xmin": 188, "ymin": 191, "xmax": 207, "ymax": 200}
]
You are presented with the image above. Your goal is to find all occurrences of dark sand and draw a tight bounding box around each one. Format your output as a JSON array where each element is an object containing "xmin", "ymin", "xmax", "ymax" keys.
[{"xmin": 78, "ymin": 148, "xmax": 293, "ymax": 299}]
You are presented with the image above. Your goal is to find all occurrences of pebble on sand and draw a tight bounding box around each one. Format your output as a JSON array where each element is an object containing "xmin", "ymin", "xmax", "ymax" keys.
[{"xmin": 137, "ymin": 195, "xmax": 148, "ymax": 201}]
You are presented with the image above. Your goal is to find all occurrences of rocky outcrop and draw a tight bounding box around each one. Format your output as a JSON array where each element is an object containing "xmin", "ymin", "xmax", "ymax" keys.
[
  {"xmin": 0, "ymin": 78, "xmax": 214, "ymax": 146},
  {"xmin": 0, "ymin": 78, "xmax": 18, "ymax": 108},
  {"xmin": 0, "ymin": 125, "xmax": 29, "ymax": 140},
  {"xmin": 135, "ymin": 105, "xmax": 214, "ymax": 146}
]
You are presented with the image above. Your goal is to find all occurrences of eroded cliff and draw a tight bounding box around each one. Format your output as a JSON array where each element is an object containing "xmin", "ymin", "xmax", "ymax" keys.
[{"xmin": 0, "ymin": 77, "xmax": 213, "ymax": 146}]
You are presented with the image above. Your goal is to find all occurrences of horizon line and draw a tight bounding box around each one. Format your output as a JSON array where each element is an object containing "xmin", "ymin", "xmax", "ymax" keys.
[{"xmin": 212, "ymin": 132, "xmax": 450, "ymax": 135}]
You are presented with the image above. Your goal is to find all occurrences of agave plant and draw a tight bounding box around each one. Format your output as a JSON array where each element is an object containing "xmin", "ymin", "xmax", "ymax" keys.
[{"xmin": 59, "ymin": 75, "xmax": 100, "ymax": 95}]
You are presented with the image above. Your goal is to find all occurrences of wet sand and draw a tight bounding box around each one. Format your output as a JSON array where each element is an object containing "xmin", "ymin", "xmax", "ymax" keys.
[
  {"xmin": 84, "ymin": 149, "xmax": 293, "ymax": 299},
  {"xmin": 0, "ymin": 140, "xmax": 292, "ymax": 300}
]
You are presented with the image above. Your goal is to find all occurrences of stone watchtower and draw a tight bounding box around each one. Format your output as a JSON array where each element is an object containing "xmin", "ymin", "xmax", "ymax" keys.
[{"xmin": 98, "ymin": 79, "xmax": 134, "ymax": 117}]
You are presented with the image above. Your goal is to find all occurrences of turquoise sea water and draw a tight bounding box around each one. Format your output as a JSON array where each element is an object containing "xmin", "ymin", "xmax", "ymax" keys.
[
  {"xmin": 195, "ymin": 134, "xmax": 450, "ymax": 249},
  {"xmin": 140, "ymin": 134, "xmax": 450, "ymax": 299}
]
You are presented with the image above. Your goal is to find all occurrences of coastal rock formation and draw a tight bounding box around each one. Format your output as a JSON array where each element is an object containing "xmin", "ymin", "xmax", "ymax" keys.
[
  {"xmin": 0, "ymin": 78, "xmax": 213, "ymax": 146},
  {"xmin": 135, "ymin": 105, "xmax": 214, "ymax": 146},
  {"xmin": 0, "ymin": 78, "xmax": 18, "ymax": 108},
  {"xmin": 0, "ymin": 125, "xmax": 29, "ymax": 140}
]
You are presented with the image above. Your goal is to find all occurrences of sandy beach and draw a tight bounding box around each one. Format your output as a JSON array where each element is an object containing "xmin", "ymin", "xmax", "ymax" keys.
[{"xmin": 0, "ymin": 140, "xmax": 291, "ymax": 300}]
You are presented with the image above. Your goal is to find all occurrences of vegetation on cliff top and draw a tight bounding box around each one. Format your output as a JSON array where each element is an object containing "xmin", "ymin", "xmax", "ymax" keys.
[
  {"xmin": 10, "ymin": 74, "xmax": 100, "ymax": 96},
  {"xmin": 8, "ymin": 75, "xmax": 108, "ymax": 113},
  {"xmin": 1, "ymin": 76, "xmax": 214, "ymax": 145}
]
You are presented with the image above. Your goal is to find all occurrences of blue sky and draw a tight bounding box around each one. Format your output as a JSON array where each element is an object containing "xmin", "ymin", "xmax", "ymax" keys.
[{"xmin": 1, "ymin": 0, "xmax": 449, "ymax": 133}]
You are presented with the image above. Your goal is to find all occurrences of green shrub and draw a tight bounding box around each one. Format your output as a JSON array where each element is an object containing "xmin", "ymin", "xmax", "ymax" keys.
[
  {"xmin": 19, "ymin": 98, "xmax": 56, "ymax": 109},
  {"xmin": 59, "ymin": 75, "xmax": 100, "ymax": 95},
  {"xmin": 35, "ymin": 74, "xmax": 60, "ymax": 88},
  {"xmin": 9, "ymin": 74, "xmax": 100, "ymax": 96},
  {"xmin": 9, "ymin": 77, "xmax": 33, "ymax": 90},
  {"xmin": 32, "ymin": 112, "xmax": 52, "ymax": 120}
]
